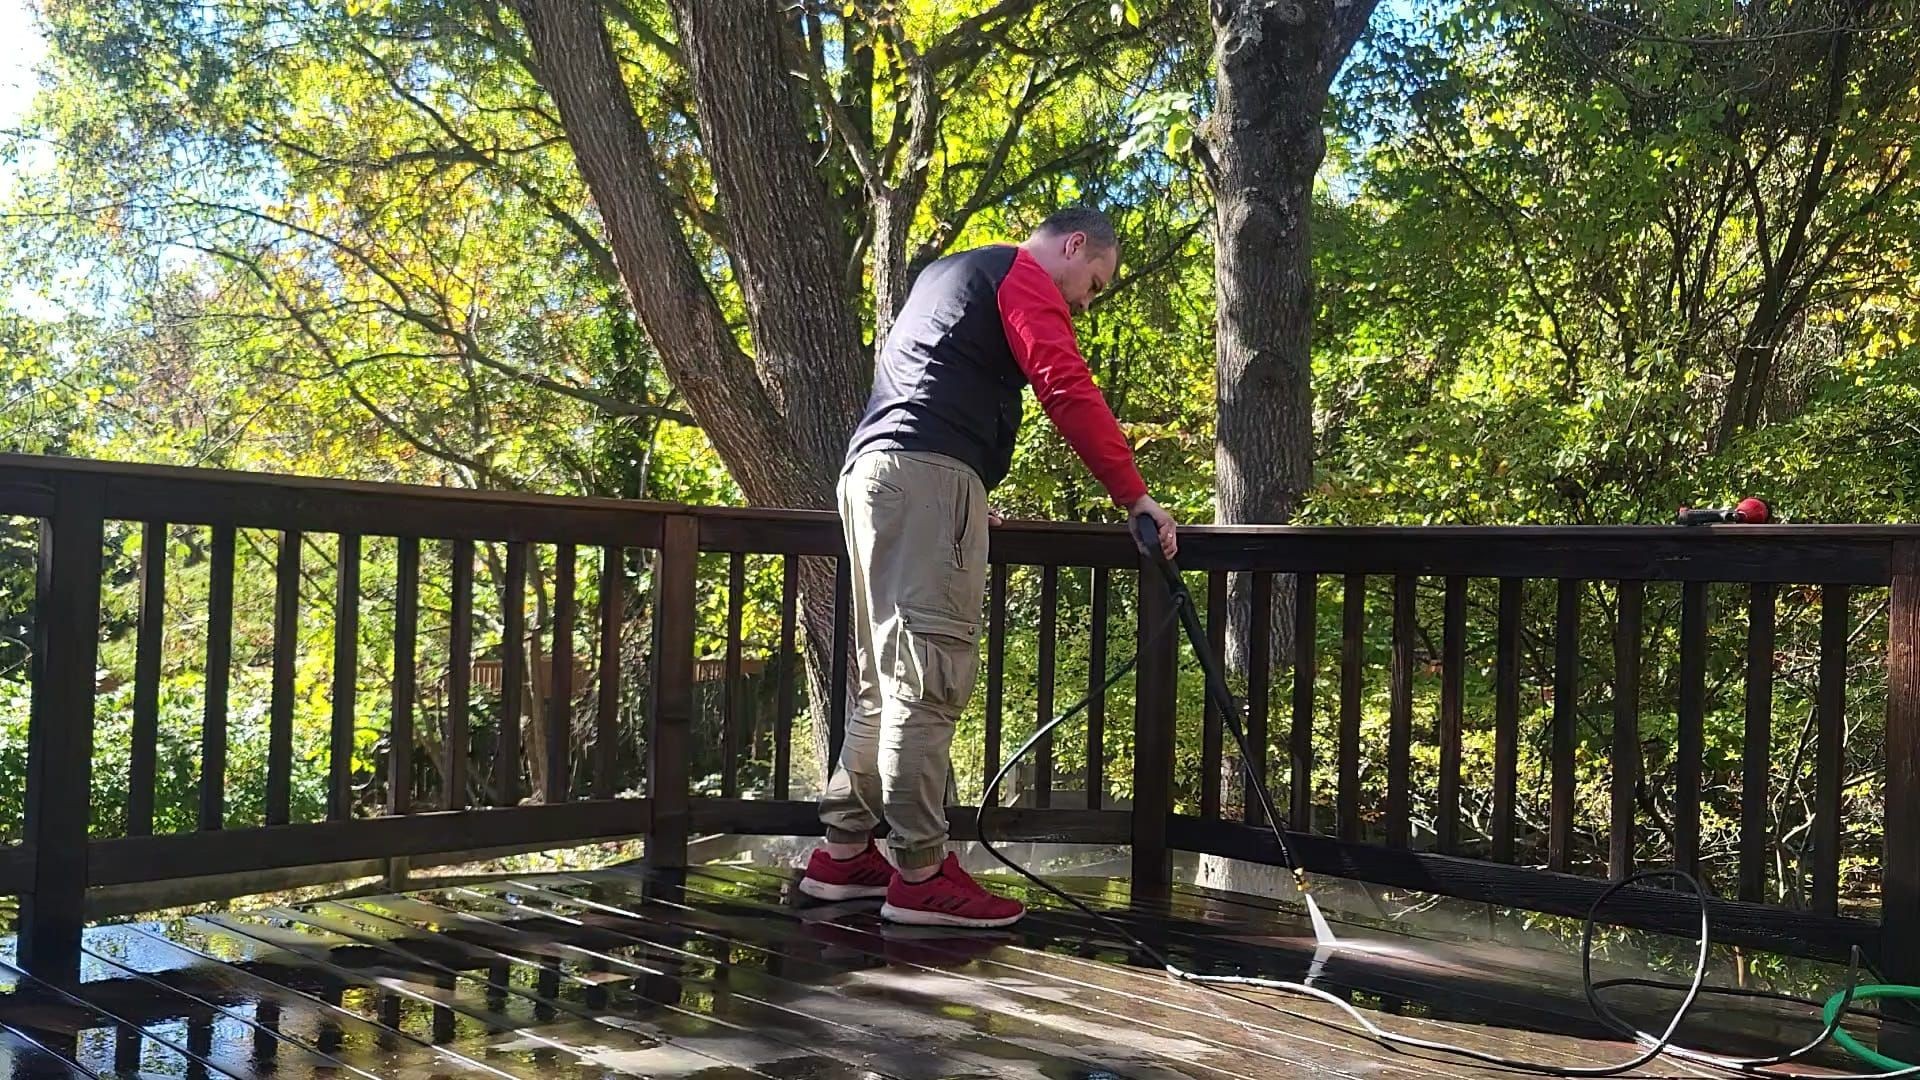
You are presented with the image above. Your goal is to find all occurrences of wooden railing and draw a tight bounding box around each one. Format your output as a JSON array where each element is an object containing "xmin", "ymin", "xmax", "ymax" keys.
[{"xmin": 1, "ymin": 453, "xmax": 1917, "ymax": 988}]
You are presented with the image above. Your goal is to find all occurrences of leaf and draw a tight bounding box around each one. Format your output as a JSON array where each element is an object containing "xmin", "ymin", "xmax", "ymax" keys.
[{"xmin": 1165, "ymin": 123, "xmax": 1193, "ymax": 156}]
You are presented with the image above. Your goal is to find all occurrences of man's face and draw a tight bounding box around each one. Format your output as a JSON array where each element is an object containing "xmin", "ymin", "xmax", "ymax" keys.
[{"xmin": 1053, "ymin": 233, "xmax": 1118, "ymax": 316}]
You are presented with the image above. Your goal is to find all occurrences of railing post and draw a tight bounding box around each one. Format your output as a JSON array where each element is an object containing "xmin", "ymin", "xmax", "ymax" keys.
[
  {"xmin": 21, "ymin": 475, "xmax": 104, "ymax": 981},
  {"xmin": 646, "ymin": 514, "xmax": 698, "ymax": 871},
  {"xmin": 1882, "ymin": 541, "xmax": 1920, "ymax": 988},
  {"xmin": 1132, "ymin": 564, "xmax": 1176, "ymax": 898}
]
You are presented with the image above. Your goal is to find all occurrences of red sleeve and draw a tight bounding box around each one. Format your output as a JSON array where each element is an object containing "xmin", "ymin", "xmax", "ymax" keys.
[{"xmin": 997, "ymin": 249, "xmax": 1149, "ymax": 507}]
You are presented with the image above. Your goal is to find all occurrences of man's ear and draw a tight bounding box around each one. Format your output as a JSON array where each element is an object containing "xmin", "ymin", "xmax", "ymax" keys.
[{"xmin": 1063, "ymin": 231, "xmax": 1084, "ymax": 258}]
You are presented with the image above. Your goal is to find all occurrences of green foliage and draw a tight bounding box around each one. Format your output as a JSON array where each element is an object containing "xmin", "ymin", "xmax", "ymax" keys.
[{"xmin": 0, "ymin": 0, "xmax": 1917, "ymax": 916}]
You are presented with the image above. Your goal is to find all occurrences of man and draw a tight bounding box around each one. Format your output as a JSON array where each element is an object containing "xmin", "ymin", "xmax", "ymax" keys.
[{"xmin": 799, "ymin": 207, "xmax": 1180, "ymax": 928}]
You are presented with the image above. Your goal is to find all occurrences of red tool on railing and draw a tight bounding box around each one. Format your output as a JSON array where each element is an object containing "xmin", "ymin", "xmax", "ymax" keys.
[{"xmin": 1676, "ymin": 497, "xmax": 1770, "ymax": 525}]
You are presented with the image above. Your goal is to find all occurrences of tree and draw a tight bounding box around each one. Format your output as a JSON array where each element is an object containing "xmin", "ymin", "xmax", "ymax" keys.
[
  {"xmin": 509, "ymin": 0, "xmax": 1198, "ymax": 772},
  {"xmin": 1205, "ymin": 0, "xmax": 1379, "ymax": 673}
]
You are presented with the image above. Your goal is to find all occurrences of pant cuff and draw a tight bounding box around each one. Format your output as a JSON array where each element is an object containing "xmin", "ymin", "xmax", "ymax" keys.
[
  {"xmin": 892, "ymin": 840, "xmax": 947, "ymax": 870},
  {"xmin": 824, "ymin": 826, "xmax": 872, "ymax": 846}
]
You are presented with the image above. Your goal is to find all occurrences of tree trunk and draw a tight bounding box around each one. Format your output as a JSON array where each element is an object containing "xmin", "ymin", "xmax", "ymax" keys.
[
  {"xmin": 663, "ymin": 0, "xmax": 868, "ymax": 482},
  {"xmin": 1205, "ymin": 0, "xmax": 1376, "ymax": 892},
  {"xmin": 869, "ymin": 62, "xmax": 940, "ymax": 353},
  {"xmin": 515, "ymin": 0, "xmax": 866, "ymax": 778},
  {"xmin": 1210, "ymin": 0, "xmax": 1373, "ymax": 672}
]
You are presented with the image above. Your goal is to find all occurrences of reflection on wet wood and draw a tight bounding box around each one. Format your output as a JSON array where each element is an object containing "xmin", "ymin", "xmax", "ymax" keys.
[{"xmin": 0, "ymin": 865, "xmax": 1900, "ymax": 1079}]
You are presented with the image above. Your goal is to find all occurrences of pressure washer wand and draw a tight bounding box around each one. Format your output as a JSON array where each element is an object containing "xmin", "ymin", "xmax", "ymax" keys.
[{"xmin": 1131, "ymin": 515, "xmax": 1309, "ymax": 894}]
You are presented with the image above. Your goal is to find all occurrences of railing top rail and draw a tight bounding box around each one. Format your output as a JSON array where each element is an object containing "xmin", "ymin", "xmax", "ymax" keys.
[{"xmin": 2, "ymin": 453, "xmax": 1915, "ymax": 582}]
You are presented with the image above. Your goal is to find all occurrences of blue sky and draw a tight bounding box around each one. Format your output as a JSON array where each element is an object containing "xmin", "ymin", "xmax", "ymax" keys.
[
  {"xmin": 0, "ymin": 0, "xmax": 48, "ymax": 317},
  {"xmin": 0, "ymin": 0, "xmax": 45, "ymax": 160}
]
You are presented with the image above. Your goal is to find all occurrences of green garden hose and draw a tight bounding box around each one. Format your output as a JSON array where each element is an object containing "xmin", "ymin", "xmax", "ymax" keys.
[{"xmin": 1824, "ymin": 985, "xmax": 1920, "ymax": 1071}]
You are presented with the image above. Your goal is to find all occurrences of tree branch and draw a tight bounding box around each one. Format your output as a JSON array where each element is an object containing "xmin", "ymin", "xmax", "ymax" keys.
[
  {"xmin": 923, "ymin": 0, "xmax": 1048, "ymax": 70},
  {"xmin": 193, "ymin": 242, "xmax": 490, "ymax": 476},
  {"xmin": 349, "ymin": 42, "xmax": 623, "ymax": 283},
  {"xmin": 601, "ymin": 0, "xmax": 685, "ymax": 63},
  {"xmin": 794, "ymin": 23, "xmax": 881, "ymax": 192}
]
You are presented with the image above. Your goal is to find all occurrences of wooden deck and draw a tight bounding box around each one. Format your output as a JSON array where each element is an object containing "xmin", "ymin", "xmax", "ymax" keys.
[{"xmin": 0, "ymin": 861, "xmax": 1897, "ymax": 1079}]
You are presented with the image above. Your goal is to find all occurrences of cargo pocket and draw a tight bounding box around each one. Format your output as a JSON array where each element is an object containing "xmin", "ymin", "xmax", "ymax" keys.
[{"xmin": 895, "ymin": 607, "xmax": 980, "ymax": 712}]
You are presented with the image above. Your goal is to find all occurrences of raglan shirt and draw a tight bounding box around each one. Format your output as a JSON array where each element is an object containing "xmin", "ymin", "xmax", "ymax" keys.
[{"xmin": 844, "ymin": 244, "xmax": 1147, "ymax": 508}]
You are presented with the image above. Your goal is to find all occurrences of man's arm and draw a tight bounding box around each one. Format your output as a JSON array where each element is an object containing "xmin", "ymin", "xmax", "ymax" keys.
[{"xmin": 997, "ymin": 253, "xmax": 1149, "ymax": 509}]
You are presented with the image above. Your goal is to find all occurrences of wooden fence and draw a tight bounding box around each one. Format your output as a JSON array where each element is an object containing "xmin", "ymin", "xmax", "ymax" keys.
[{"xmin": 1, "ymin": 452, "xmax": 1915, "ymax": 987}]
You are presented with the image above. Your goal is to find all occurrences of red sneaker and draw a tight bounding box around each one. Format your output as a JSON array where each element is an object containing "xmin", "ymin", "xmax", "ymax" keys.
[
  {"xmin": 880, "ymin": 854, "xmax": 1025, "ymax": 928},
  {"xmin": 798, "ymin": 841, "xmax": 894, "ymax": 901}
]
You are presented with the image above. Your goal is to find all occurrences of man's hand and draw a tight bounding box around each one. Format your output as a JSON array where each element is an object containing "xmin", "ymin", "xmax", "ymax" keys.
[
  {"xmin": 1128, "ymin": 494, "xmax": 1178, "ymax": 560},
  {"xmin": 988, "ymin": 507, "xmax": 1005, "ymax": 527}
]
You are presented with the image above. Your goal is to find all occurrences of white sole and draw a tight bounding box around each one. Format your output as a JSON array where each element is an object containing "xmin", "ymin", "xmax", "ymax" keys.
[
  {"xmin": 880, "ymin": 901, "xmax": 1024, "ymax": 929},
  {"xmin": 798, "ymin": 877, "xmax": 888, "ymax": 901}
]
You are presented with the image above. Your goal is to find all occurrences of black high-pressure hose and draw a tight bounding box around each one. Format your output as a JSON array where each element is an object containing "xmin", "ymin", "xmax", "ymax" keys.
[{"xmin": 973, "ymin": 514, "xmax": 1904, "ymax": 1078}]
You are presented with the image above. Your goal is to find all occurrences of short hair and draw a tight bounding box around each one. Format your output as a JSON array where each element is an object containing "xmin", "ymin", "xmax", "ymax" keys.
[{"xmin": 1034, "ymin": 207, "xmax": 1118, "ymax": 252}]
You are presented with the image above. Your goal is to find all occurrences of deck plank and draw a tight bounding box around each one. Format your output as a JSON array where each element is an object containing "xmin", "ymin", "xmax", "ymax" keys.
[
  {"xmin": 0, "ymin": 859, "xmax": 1886, "ymax": 1079},
  {"xmin": 325, "ymin": 892, "xmax": 1221, "ymax": 1080},
  {"xmin": 658, "ymin": 866, "xmax": 1649, "ymax": 1077},
  {"xmin": 674, "ymin": 863, "xmax": 1867, "ymax": 1078},
  {"xmin": 197, "ymin": 911, "xmax": 769, "ymax": 1079},
  {"xmin": 336, "ymin": 892, "xmax": 1170, "ymax": 1080},
  {"xmin": 465, "ymin": 874, "xmax": 1464, "ymax": 1080}
]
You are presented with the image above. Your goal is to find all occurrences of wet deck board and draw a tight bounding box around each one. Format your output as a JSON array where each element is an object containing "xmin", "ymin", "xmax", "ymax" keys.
[{"xmin": 0, "ymin": 864, "xmax": 1896, "ymax": 1078}]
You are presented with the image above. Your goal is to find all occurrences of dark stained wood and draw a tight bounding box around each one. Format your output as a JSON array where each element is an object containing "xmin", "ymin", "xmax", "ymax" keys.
[
  {"xmin": 1168, "ymin": 532, "xmax": 1892, "ymax": 585},
  {"xmin": 1290, "ymin": 571, "xmax": 1317, "ymax": 832},
  {"xmin": 1168, "ymin": 815, "xmax": 1879, "ymax": 966},
  {"xmin": 20, "ymin": 474, "xmax": 103, "ymax": 979},
  {"xmin": 1741, "ymin": 581, "xmax": 1776, "ymax": 903},
  {"xmin": 128, "ymin": 520, "xmax": 165, "ymax": 838},
  {"xmin": 445, "ymin": 539, "xmax": 474, "ymax": 811},
  {"xmin": 1676, "ymin": 580, "xmax": 1708, "ymax": 880},
  {"xmin": 1884, "ymin": 542, "xmax": 1920, "ymax": 985},
  {"xmin": 89, "ymin": 800, "xmax": 654, "ymax": 885},
  {"xmin": 648, "ymin": 516, "xmax": 698, "ymax": 870},
  {"xmin": 829, "ymin": 556, "xmax": 850, "ymax": 766},
  {"xmin": 1611, "ymin": 581, "xmax": 1643, "ymax": 881},
  {"xmin": 0, "ymin": 844, "xmax": 31, "ymax": 896},
  {"xmin": 694, "ymin": 511, "xmax": 841, "ymax": 556},
  {"xmin": 1134, "ymin": 564, "xmax": 1177, "ymax": 896},
  {"xmin": 496, "ymin": 541, "xmax": 528, "ymax": 809},
  {"xmin": 10, "ymin": 450, "xmax": 1916, "ymax": 572},
  {"xmin": 1339, "ymin": 574, "xmax": 1364, "ymax": 842},
  {"xmin": 388, "ymin": 536, "xmax": 419, "ymax": 817},
  {"xmin": 202, "ymin": 524, "xmax": 236, "ymax": 832},
  {"xmin": 593, "ymin": 546, "xmax": 623, "ymax": 801},
  {"xmin": 722, "ymin": 551, "xmax": 745, "ymax": 799},
  {"xmin": 546, "ymin": 543, "xmax": 575, "ymax": 803},
  {"xmin": 1437, "ymin": 576, "xmax": 1465, "ymax": 855},
  {"xmin": 88, "ymin": 464, "xmax": 668, "ymax": 548},
  {"xmin": 1036, "ymin": 564, "xmax": 1058, "ymax": 809},
  {"xmin": 1087, "ymin": 566, "xmax": 1109, "ymax": 811},
  {"xmin": 774, "ymin": 554, "xmax": 799, "ymax": 801},
  {"xmin": 1814, "ymin": 585, "xmax": 1850, "ymax": 915},
  {"xmin": 329, "ymin": 534, "xmax": 360, "ymax": 822},
  {"xmin": 1246, "ymin": 571, "xmax": 1273, "ymax": 827},
  {"xmin": 984, "ymin": 562, "xmax": 1008, "ymax": 806},
  {"xmin": 1493, "ymin": 578, "xmax": 1522, "ymax": 863},
  {"xmin": 983, "ymin": 522, "xmax": 1890, "ymax": 584},
  {"xmin": 0, "ymin": 468, "xmax": 53, "ymax": 516},
  {"xmin": 267, "ymin": 529, "xmax": 300, "ymax": 827},
  {"xmin": 1549, "ymin": 579, "xmax": 1578, "ymax": 873},
  {"xmin": 1202, "ymin": 571, "xmax": 1226, "ymax": 819},
  {"xmin": 1388, "ymin": 574, "xmax": 1414, "ymax": 848}
]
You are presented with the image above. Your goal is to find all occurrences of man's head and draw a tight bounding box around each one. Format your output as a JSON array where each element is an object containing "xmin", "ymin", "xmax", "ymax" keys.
[{"xmin": 1021, "ymin": 207, "xmax": 1118, "ymax": 316}]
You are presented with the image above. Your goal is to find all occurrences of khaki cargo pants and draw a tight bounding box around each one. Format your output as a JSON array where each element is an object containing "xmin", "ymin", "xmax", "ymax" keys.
[{"xmin": 820, "ymin": 449, "xmax": 989, "ymax": 870}]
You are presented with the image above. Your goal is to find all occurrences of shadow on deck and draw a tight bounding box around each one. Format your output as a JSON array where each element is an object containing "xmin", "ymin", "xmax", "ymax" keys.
[{"xmin": 0, "ymin": 861, "xmax": 1900, "ymax": 1079}]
